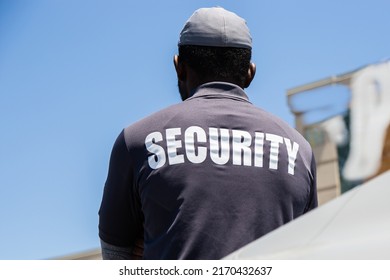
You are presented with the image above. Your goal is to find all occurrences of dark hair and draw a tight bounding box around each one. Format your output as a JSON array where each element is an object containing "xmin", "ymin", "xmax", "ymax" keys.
[{"xmin": 178, "ymin": 45, "xmax": 251, "ymax": 87}]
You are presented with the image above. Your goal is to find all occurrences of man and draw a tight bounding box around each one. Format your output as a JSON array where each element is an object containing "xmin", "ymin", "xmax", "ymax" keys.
[{"xmin": 98, "ymin": 7, "xmax": 317, "ymax": 260}]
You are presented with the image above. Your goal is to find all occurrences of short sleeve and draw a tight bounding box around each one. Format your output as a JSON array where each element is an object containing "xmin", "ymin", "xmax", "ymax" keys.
[
  {"xmin": 98, "ymin": 130, "xmax": 143, "ymax": 246},
  {"xmin": 304, "ymin": 151, "xmax": 318, "ymax": 212}
]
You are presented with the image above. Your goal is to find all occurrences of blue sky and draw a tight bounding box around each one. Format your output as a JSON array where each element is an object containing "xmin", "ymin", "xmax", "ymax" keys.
[{"xmin": 1, "ymin": 0, "xmax": 389, "ymax": 259}]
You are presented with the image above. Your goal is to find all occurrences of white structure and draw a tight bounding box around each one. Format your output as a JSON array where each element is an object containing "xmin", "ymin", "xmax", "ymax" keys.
[
  {"xmin": 287, "ymin": 61, "xmax": 390, "ymax": 204},
  {"xmin": 343, "ymin": 62, "xmax": 390, "ymax": 180}
]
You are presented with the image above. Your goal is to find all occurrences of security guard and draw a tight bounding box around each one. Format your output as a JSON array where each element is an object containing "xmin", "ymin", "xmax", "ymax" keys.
[{"xmin": 99, "ymin": 7, "xmax": 317, "ymax": 260}]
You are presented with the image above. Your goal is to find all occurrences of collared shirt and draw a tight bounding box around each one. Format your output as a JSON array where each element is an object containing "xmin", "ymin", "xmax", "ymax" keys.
[{"xmin": 99, "ymin": 82, "xmax": 317, "ymax": 259}]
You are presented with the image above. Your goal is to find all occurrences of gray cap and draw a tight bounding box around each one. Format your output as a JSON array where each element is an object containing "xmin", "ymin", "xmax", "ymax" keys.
[{"xmin": 178, "ymin": 7, "xmax": 252, "ymax": 49}]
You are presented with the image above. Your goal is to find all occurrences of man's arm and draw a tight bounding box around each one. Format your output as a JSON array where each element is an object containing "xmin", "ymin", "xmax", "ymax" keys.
[
  {"xmin": 100, "ymin": 239, "xmax": 134, "ymax": 260},
  {"xmin": 98, "ymin": 130, "xmax": 144, "ymax": 259},
  {"xmin": 100, "ymin": 238, "xmax": 144, "ymax": 260}
]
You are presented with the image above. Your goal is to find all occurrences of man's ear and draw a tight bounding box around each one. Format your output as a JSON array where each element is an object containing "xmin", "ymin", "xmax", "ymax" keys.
[
  {"xmin": 244, "ymin": 62, "xmax": 256, "ymax": 88},
  {"xmin": 173, "ymin": 55, "xmax": 186, "ymax": 81}
]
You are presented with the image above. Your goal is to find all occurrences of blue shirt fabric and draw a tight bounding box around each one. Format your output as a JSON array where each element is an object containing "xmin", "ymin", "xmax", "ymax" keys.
[{"xmin": 98, "ymin": 82, "xmax": 317, "ymax": 259}]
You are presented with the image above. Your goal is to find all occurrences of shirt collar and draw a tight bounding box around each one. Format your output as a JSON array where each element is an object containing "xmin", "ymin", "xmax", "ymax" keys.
[{"xmin": 186, "ymin": 82, "xmax": 251, "ymax": 103}]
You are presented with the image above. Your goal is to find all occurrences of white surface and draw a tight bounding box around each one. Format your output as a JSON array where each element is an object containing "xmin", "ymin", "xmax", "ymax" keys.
[{"xmin": 224, "ymin": 171, "xmax": 390, "ymax": 259}]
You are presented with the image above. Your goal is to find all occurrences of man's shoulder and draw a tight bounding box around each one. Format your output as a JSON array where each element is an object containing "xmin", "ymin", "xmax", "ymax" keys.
[
  {"xmin": 252, "ymin": 106, "xmax": 306, "ymax": 136},
  {"xmin": 254, "ymin": 107, "xmax": 312, "ymax": 152},
  {"xmin": 129, "ymin": 102, "xmax": 185, "ymax": 127},
  {"xmin": 122, "ymin": 102, "xmax": 186, "ymax": 143}
]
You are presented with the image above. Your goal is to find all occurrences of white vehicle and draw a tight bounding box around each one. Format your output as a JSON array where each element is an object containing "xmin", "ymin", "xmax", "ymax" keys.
[{"xmin": 224, "ymin": 170, "xmax": 390, "ymax": 259}]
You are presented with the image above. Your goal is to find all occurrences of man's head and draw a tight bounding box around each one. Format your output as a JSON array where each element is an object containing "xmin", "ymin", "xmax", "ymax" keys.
[{"xmin": 174, "ymin": 7, "xmax": 256, "ymax": 100}]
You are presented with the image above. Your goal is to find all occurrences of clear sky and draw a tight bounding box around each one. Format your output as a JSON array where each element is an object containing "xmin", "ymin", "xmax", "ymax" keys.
[{"xmin": 1, "ymin": 0, "xmax": 389, "ymax": 259}]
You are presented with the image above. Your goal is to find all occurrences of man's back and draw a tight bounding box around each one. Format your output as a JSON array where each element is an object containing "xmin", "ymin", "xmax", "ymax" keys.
[
  {"xmin": 99, "ymin": 7, "xmax": 317, "ymax": 260},
  {"xmin": 99, "ymin": 82, "xmax": 317, "ymax": 259}
]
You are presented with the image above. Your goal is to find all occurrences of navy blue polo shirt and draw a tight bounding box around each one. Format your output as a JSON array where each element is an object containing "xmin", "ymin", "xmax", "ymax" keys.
[{"xmin": 98, "ymin": 82, "xmax": 317, "ymax": 259}]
